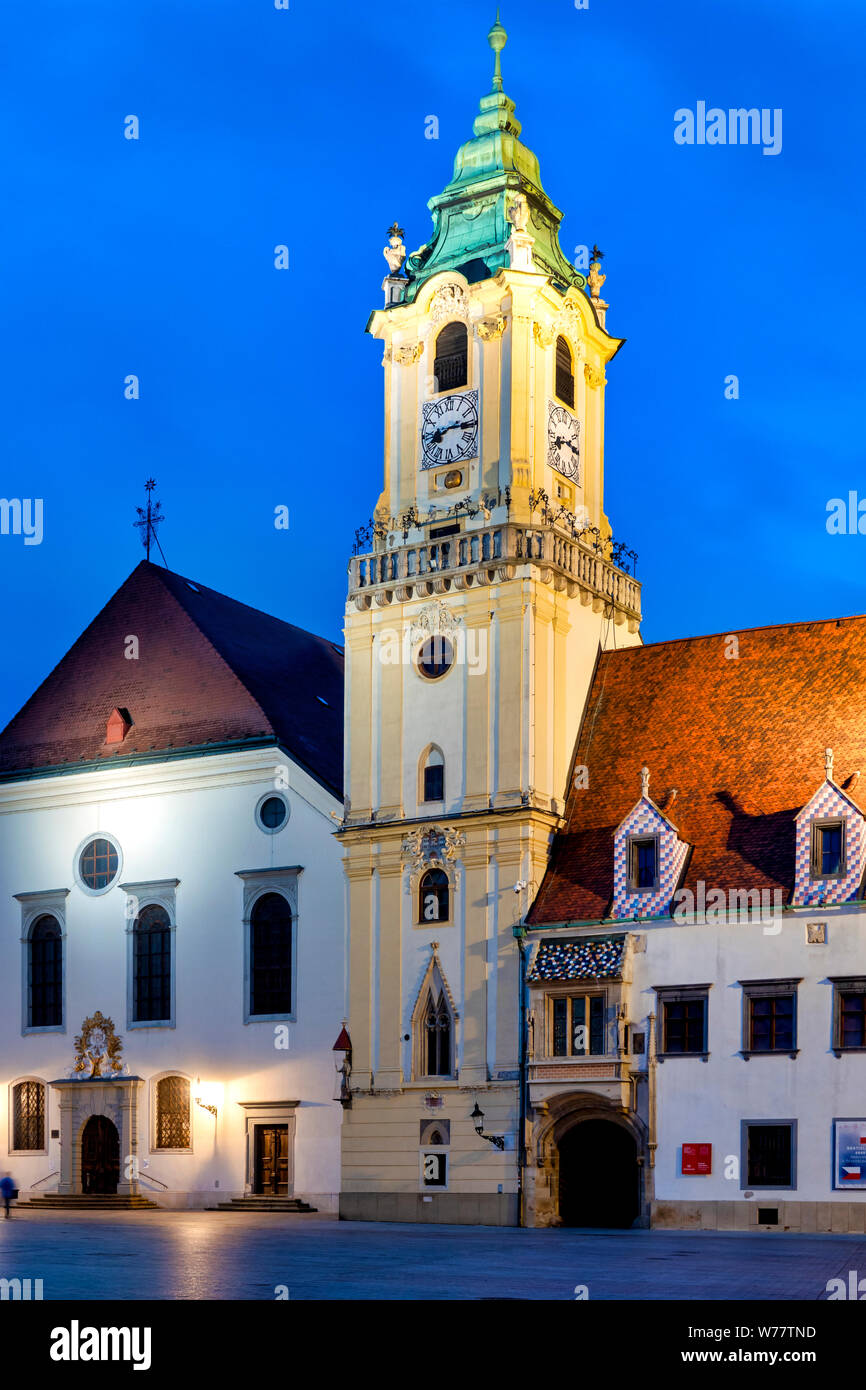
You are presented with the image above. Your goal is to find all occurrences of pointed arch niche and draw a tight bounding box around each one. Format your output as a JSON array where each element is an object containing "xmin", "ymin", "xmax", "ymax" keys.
[{"xmin": 410, "ymin": 949, "xmax": 459, "ymax": 1082}]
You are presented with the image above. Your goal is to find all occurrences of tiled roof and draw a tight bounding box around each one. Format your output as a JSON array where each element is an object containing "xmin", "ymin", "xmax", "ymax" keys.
[
  {"xmin": 529, "ymin": 614, "xmax": 866, "ymax": 924},
  {"xmin": 0, "ymin": 561, "xmax": 344, "ymax": 797},
  {"xmin": 528, "ymin": 937, "xmax": 626, "ymax": 982}
]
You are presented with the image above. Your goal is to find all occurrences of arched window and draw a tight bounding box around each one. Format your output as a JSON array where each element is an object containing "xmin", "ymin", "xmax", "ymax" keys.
[
  {"xmin": 433, "ymin": 321, "xmax": 468, "ymax": 392},
  {"xmin": 423, "ymin": 992, "xmax": 452, "ymax": 1077},
  {"xmin": 250, "ymin": 892, "xmax": 293, "ymax": 1016},
  {"xmin": 133, "ymin": 905, "xmax": 171, "ymax": 1023},
  {"xmin": 155, "ymin": 1075, "xmax": 191, "ymax": 1149},
  {"xmin": 28, "ymin": 915, "xmax": 62, "ymax": 1028},
  {"xmin": 12, "ymin": 1080, "xmax": 45, "ymax": 1151},
  {"xmin": 421, "ymin": 747, "xmax": 445, "ymax": 803},
  {"xmin": 555, "ymin": 335, "xmax": 574, "ymax": 408},
  {"xmin": 419, "ymin": 869, "xmax": 450, "ymax": 924}
]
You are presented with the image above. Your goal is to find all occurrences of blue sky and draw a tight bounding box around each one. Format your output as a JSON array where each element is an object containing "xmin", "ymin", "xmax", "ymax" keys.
[{"xmin": 2, "ymin": 0, "xmax": 865, "ymax": 728}]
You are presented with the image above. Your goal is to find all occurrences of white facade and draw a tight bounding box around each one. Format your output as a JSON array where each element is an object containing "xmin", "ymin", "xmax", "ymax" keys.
[{"xmin": 0, "ymin": 745, "xmax": 345, "ymax": 1210}]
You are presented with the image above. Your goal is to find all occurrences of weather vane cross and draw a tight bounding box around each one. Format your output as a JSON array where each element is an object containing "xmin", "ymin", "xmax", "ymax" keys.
[{"xmin": 134, "ymin": 478, "xmax": 165, "ymax": 563}]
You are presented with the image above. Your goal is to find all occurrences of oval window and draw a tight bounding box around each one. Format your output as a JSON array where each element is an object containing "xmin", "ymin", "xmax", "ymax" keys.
[
  {"xmin": 417, "ymin": 635, "xmax": 454, "ymax": 680},
  {"xmin": 256, "ymin": 794, "xmax": 289, "ymax": 833},
  {"xmin": 78, "ymin": 837, "xmax": 120, "ymax": 893}
]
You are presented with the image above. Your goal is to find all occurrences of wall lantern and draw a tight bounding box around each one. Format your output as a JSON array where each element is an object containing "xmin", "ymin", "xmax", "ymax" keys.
[
  {"xmin": 470, "ymin": 1101, "xmax": 505, "ymax": 1151},
  {"xmin": 193, "ymin": 1079, "xmax": 223, "ymax": 1117}
]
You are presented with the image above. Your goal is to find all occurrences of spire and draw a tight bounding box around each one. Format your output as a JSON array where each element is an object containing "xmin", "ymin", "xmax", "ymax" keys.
[
  {"xmin": 488, "ymin": 10, "xmax": 507, "ymax": 93},
  {"xmin": 396, "ymin": 16, "xmax": 590, "ymax": 301}
]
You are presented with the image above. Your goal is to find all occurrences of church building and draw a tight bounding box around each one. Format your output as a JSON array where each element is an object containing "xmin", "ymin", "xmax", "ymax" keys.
[{"xmin": 0, "ymin": 561, "xmax": 346, "ymax": 1211}]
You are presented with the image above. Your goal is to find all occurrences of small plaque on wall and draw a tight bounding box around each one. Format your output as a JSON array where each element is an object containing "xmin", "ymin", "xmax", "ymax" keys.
[{"xmin": 682, "ymin": 1143, "xmax": 712, "ymax": 1175}]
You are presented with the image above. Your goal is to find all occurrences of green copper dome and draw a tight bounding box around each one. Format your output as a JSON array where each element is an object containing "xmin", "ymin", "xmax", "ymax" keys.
[{"xmin": 402, "ymin": 15, "xmax": 586, "ymax": 299}]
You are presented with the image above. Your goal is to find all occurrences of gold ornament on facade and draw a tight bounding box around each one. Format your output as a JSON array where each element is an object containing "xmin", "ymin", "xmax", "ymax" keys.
[
  {"xmin": 476, "ymin": 315, "xmax": 507, "ymax": 342},
  {"xmin": 533, "ymin": 321, "xmax": 556, "ymax": 350},
  {"xmin": 584, "ymin": 363, "xmax": 606, "ymax": 390},
  {"xmin": 72, "ymin": 1011, "xmax": 124, "ymax": 1078}
]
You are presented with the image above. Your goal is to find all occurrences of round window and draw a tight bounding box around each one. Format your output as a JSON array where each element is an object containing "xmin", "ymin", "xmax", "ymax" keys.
[
  {"xmin": 257, "ymin": 793, "xmax": 289, "ymax": 833},
  {"xmin": 78, "ymin": 836, "xmax": 121, "ymax": 893},
  {"xmin": 417, "ymin": 635, "xmax": 454, "ymax": 680}
]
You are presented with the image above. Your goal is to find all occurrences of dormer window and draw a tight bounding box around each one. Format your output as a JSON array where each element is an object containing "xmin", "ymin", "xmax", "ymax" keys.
[
  {"xmin": 811, "ymin": 818, "xmax": 845, "ymax": 879},
  {"xmin": 433, "ymin": 322, "xmax": 468, "ymax": 392},
  {"xmin": 106, "ymin": 707, "xmax": 132, "ymax": 744},
  {"xmin": 555, "ymin": 335, "xmax": 574, "ymax": 408},
  {"xmin": 628, "ymin": 836, "xmax": 658, "ymax": 892}
]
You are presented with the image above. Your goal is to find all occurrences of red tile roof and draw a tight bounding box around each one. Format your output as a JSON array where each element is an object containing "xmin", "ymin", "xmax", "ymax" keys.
[
  {"xmin": 529, "ymin": 614, "xmax": 866, "ymax": 924},
  {"xmin": 0, "ymin": 561, "xmax": 344, "ymax": 797}
]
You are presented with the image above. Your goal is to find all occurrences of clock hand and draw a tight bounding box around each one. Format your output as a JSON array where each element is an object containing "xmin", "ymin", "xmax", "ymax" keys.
[{"xmin": 428, "ymin": 421, "xmax": 468, "ymax": 445}]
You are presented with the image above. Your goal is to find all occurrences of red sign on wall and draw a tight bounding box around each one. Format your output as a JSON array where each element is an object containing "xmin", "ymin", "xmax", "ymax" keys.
[{"xmin": 682, "ymin": 1143, "xmax": 712, "ymax": 1175}]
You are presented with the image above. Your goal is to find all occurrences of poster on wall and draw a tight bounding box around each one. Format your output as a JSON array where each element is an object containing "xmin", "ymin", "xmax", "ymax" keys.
[
  {"xmin": 833, "ymin": 1119, "xmax": 866, "ymax": 1189},
  {"xmin": 682, "ymin": 1143, "xmax": 712, "ymax": 1175}
]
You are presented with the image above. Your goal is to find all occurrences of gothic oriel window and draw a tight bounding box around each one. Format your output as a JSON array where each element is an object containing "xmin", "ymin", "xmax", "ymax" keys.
[
  {"xmin": 421, "ymin": 747, "xmax": 445, "ymax": 803},
  {"xmin": 555, "ymin": 335, "xmax": 574, "ymax": 408},
  {"xmin": 250, "ymin": 892, "xmax": 293, "ymax": 1016},
  {"xmin": 12, "ymin": 1080, "xmax": 45, "ymax": 1151},
  {"xmin": 133, "ymin": 905, "xmax": 171, "ymax": 1023},
  {"xmin": 433, "ymin": 321, "xmax": 468, "ymax": 392},
  {"xmin": 28, "ymin": 915, "xmax": 62, "ymax": 1028},
  {"xmin": 155, "ymin": 1075, "xmax": 191, "ymax": 1149},
  {"xmin": 423, "ymin": 992, "xmax": 453, "ymax": 1077},
  {"xmin": 419, "ymin": 869, "xmax": 449, "ymax": 923}
]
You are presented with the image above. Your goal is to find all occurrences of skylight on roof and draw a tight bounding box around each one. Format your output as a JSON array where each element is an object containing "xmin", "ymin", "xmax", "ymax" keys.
[
  {"xmin": 186, "ymin": 581, "xmax": 200, "ymax": 593},
  {"xmin": 317, "ymin": 696, "xmax": 329, "ymax": 706}
]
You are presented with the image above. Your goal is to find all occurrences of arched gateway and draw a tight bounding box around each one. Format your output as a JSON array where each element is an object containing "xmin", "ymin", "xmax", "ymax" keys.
[
  {"xmin": 527, "ymin": 1095, "xmax": 649, "ymax": 1228},
  {"xmin": 81, "ymin": 1114, "xmax": 120, "ymax": 1195}
]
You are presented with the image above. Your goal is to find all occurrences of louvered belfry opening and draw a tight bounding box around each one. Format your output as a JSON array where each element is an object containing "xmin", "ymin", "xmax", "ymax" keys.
[
  {"xmin": 433, "ymin": 321, "xmax": 468, "ymax": 392},
  {"xmin": 555, "ymin": 334, "xmax": 574, "ymax": 407}
]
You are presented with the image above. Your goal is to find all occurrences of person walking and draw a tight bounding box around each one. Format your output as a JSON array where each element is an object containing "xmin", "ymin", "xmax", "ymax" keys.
[{"xmin": 0, "ymin": 1173, "xmax": 16, "ymax": 1218}]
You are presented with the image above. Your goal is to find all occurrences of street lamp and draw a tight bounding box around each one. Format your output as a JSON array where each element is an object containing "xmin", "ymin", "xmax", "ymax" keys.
[{"xmin": 470, "ymin": 1101, "xmax": 505, "ymax": 1151}]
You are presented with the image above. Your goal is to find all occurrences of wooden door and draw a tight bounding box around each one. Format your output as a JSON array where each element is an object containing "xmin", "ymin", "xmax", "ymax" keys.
[
  {"xmin": 254, "ymin": 1124, "xmax": 289, "ymax": 1195},
  {"xmin": 81, "ymin": 1115, "xmax": 120, "ymax": 1195}
]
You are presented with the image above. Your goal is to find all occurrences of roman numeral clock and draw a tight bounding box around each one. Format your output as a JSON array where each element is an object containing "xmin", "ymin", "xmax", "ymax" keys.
[
  {"xmin": 421, "ymin": 391, "xmax": 479, "ymax": 469},
  {"xmin": 547, "ymin": 400, "xmax": 581, "ymax": 481}
]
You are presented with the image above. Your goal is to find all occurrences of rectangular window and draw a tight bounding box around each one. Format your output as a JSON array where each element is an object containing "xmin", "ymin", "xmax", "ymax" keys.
[
  {"xmin": 629, "ymin": 837, "xmax": 658, "ymax": 892},
  {"xmin": 811, "ymin": 818, "xmax": 846, "ymax": 879},
  {"xmin": 663, "ymin": 998, "xmax": 706, "ymax": 1054},
  {"xmin": 749, "ymin": 994, "xmax": 795, "ymax": 1052},
  {"xmin": 549, "ymin": 994, "xmax": 605, "ymax": 1056},
  {"xmin": 743, "ymin": 1121, "xmax": 796, "ymax": 1188},
  {"xmin": 831, "ymin": 978, "xmax": 866, "ymax": 1051}
]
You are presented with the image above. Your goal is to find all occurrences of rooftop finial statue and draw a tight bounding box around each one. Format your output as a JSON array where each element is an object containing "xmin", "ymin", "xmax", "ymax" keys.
[
  {"xmin": 825, "ymin": 746, "xmax": 834, "ymax": 781},
  {"xmin": 640, "ymin": 765, "xmax": 650, "ymax": 798},
  {"xmin": 507, "ymin": 191, "xmax": 530, "ymax": 232},
  {"xmin": 383, "ymin": 223, "xmax": 406, "ymax": 276}
]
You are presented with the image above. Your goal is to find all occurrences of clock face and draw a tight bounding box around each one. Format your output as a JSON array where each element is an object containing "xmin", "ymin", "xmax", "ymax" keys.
[
  {"xmin": 421, "ymin": 390, "xmax": 479, "ymax": 470},
  {"xmin": 547, "ymin": 401, "xmax": 581, "ymax": 481}
]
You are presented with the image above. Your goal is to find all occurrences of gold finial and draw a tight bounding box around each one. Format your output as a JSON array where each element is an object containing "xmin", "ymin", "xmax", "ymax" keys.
[{"xmin": 488, "ymin": 10, "xmax": 507, "ymax": 93}]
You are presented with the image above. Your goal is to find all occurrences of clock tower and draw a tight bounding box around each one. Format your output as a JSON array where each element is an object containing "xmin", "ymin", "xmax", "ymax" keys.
[{"xmin": 338, "ymin": 16, "xmax": 642, "ymax": 1226}]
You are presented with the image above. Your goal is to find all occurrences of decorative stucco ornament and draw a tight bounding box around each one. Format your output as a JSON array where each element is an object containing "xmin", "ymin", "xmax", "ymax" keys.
[
  {"xmin": 73, "ymin": 1011, "xmax": 124, "ymax": 1078},
  {"xmin": 477, "ymin": 315, "xmax": 507, "ymax": 341},
  {"xmin": 401, "ymin": 826, "xmax": 467, "ymax": 892},
  {"xmin": 409, "ymin": 600, "xmax": 464, "ymax": 646},
  {"xmin": 430, "ymin": 283, "xmax": 469, "ymax": 323}
]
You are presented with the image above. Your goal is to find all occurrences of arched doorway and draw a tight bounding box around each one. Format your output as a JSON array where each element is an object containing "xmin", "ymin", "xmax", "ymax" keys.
[
  {"xmin": 81, "ymin": 1115, "xmax": 120, "ymax": 1195},
  {"xmin": 558, "ymin": 1119, "xmax": 639, "ymax": 1228}
]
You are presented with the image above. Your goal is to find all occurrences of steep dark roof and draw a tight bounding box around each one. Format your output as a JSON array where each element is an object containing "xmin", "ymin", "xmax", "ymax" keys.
[
  {"xmin": 0, "ymin": 561, "xmax": 344, "ymax": 797},
  {"xmin": 529, "ymin": 614, "xmax": 866, "ymax": 924}
]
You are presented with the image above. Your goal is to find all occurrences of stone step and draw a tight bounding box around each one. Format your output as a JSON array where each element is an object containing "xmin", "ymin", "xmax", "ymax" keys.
[
  {"xmin": 215, "ymin": 1197, "xmax": 317, "ymax": 1212},
  {"xmin": 20, "ymin": 1194, "xmax": 161, "ymax": 1210}
]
